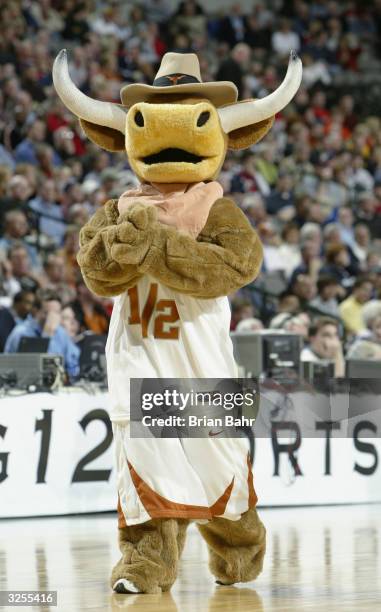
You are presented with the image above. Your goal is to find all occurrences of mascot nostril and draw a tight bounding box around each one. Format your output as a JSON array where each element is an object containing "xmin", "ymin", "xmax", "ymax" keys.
[
  {"xmin": 53, "ymin": 49, "xmax": 302, "ymax": 595},
  {"xmin": 197, "ymin": 111, "xmax": 210, "ymax": 127},
  {"xmin": 134, "ymin": 111, "xmax": 144, "ymax": 127}
]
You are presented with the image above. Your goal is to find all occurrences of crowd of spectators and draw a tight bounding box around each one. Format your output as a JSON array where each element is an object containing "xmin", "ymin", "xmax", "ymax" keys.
[{"xmin": 1, "ymin": 0, "xmax": 381, "ymax": 379}]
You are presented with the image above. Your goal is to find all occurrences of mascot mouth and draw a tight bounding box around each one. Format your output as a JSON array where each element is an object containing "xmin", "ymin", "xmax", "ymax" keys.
[{"xmin": 142, "ymin": 148, "xmax": 204, "ymax": 165}]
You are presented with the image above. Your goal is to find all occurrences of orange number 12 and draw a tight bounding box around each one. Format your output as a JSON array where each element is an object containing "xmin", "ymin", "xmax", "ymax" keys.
[{"xmin": 127, "ymin": 284, "xmax": 179, "ymax": 339}]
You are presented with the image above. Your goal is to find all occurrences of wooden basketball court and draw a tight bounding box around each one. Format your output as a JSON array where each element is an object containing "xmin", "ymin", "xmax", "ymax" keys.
[{"xmin": 1, "ymin": 505, "xmax": 380, "ymax": 611}]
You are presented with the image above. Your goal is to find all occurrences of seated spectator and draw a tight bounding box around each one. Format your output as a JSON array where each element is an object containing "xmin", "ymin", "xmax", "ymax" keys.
[
  {"xmin": 0, "ymin": 209, "xmax": 40, "ymax": 268},
  {"xmin": 258, "ymin": 221, "xmax": 284, "ymax": 272},
  {"xmin": 13, "ymin": 120, "xmax": 47, "ymax": 166},
  {"xmin": 230, "ymin": 296, "xmax": 255, "ymax": 331},
  {"xmin": 299, "ymin": 222, "xmax": 322, "ymax": 251},
  {"xmin": 231, "ymin": 151, "xmax": 262, "ymax": 194},
  {"xmin": 43, "ymin": 253, "xmax": 75, "ymax": 304},
  {"xmin": 271, "ymin": 18, "xmax": 300, "ymax": 56},
  {"xmin": 28, "ymin": 180, "xmax": 66, "ymax": 246},
  {"xmin": 302, "ymin": 162, "xmax": 346, "ymax": 210},
  {"xmin": 61, "ymin": 303, "xmax": 81, "ymax": 341},
  {"xmin": 241, "ymin": 193, "xmax": 268, "ymax": 227},
  {"xmin": 339, "ymin": 276, "xmax": 373, "ymax": 335},
  {"xmin": 0, "ymin": 254, "xmax": 20, "ymax": 303},
  {"xmin": 302, "ymin": 53, "xmax": 331, "ymax": 88},
  {"xmin": 270, "ymin": 312, "xmax": 310, "ymax": 340},
  {"xmin": 0, "ymin": 174, "xmax": 34, "ymax": 232},
  {"xmin": 349, "ymin": 155, "xmax": 374, "ymax": 192},
  {"xmin": 301, "ymin": 317, "xmax": 345, "ymax": 377},
  {"xmin": 7, "ymin": 243, "xmax": 41, "ymax": 292},
  {"xmin": 336, "ymin": 206, "xmax": 355, "ymax": 248},
  {"xmin": 254, "ymin": 144, "xmax": 278, "ymax": 190},
  {"xmin": 354, "ymin": 192, "xmax": 381, "ymax": 239},
  {"xmin": 347, "ymin": 300, "xmax": 381, "ymax": 360},
  {"xmin": 244, "ymin": 13, "xmax": 271, "ymax": 51},
  {"xmin": 216, "ymin": 43, "xmax": 251, "ymax": 98},
  {"xmin": 35, "ymin": 144, "xmax": 61, "ymax": 178},
  {"xmin": 309, "ymin": 275, "xmax": 342, "ymax": 317},
  {"xmin": 61, "ymin": 3, "xmax": 90, "ymax": 42},
  {"xmin": 0, "ymin": 289, "xmax": 35, "ymax": 351},
  {"xmin": 235, "ymin": 317, "xmax": 264, "ymax": 332},
  {"xmin": 323, "ymin": 223, "xmax": 343, "ymax": 248},
  {"xmin": 0, "ymin": 143, "xmax": 15, "ymax": 170},
  {"xmin": 352, "ymin": 223, "xmax": 371, "ymax": 266},
  {"xmin": 278, "ymin": 223, "xmax": 302, "ymax": 278},
  {"xmin": 142, "ymin": 0, "xmax": 172, "ymax": 24},
  {"xmin": 44, "ymin": 253, "xmax": 66, "ymax": 286},
  {"xmin": 320, "ymin": 243, "xmax": 354, "ymax": 289},
  {"xmin": 4, "ymin": 288, "xmax": 80, "ymax": 378},
  {"xmin": 306, "ymin": 201, "xmax": 331, "ymax": 225},
  {"xmin": 289, "ymin": 240, "xmax": 322, "ymax": 287},
  {"xmin": 289, "ymin": 273, "xmax": 317, "ymax": 307},
  {"xmin": 91, "ymin": 6, "xmax": 129, "ymax": 40},
  {"xmin": 265, "ymin": 173, "xmax": 295, "ymax": 219},
  {"xmin": 217, "ymin": 7, "xmax": 246, "ymax": 48},
  {"xmin": 75, "ymin": 282, "xmax": 110, "ymax": 334},
  {"xmin": 57, "ymin": 226, "xmax": 80, "ymax": 285},
  {"xmin": 277, "ymin": 291, "xmax": 301, "ymax": 315},
  {"xmin": 170, "ymin": 1, "xmax": 206, "ymax": 39}
]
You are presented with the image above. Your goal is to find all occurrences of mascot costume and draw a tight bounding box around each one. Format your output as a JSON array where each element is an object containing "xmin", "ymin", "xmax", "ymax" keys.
[{"xmin": 53, "ymin": 49, "xmax": 302, "ymax": 594}]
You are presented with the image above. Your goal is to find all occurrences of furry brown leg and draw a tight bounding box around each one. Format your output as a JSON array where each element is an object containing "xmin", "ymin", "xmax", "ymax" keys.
[
  {"xmin": 197, "ymin": 508, "xmax": 266, "ymax": 585},
  {"xmin": 111, "ymin": 518, "xmax": 190, "ymax": 594},
  {"xmin": 161, "ymin": 519, "xmax": 189, "ymax": 592}
]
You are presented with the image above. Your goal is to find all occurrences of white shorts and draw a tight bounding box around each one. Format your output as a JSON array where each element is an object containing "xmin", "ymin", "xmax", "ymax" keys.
[{"xmin": 114, "ymin": 423, "xmax": 257, "ymax": 527}]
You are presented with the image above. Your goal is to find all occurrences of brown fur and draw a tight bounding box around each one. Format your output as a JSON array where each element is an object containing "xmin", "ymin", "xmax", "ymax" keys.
[
  {"xmin": 111, "ymin": 519, "xmax": 189, "ymax": 593},
  {"xmin": 77, "ymin": 197, "xmax": 263, "ymax": 299},
  {"xmin": 111, "ymin": 509, "xmax": 265, "ymax": 593},
  {"xmin": 197, "ymin": 508, "xmax": 266, "ymax": 585},
  {"xmin": 80, "ymin": 119, "xmax": 125, "ymax": 152},
  {"xmin": 228, "ymin": 110, "xmax": 274, "ymax": 150}
]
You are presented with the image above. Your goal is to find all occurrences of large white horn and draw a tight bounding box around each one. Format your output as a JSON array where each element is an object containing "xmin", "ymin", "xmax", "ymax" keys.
[
  {"xmin": 218, "ymin": 51, "xmax": 302, "ymax": 133},
  {"xmin": 52, "ymin": 49, "xmax": 126, "ymax": 134}
]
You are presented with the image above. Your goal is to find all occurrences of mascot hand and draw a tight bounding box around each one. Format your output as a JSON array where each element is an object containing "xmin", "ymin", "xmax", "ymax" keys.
[
  {"xmin": 110, "ymin": 204, "xmax": 157, "ymax": 265},
  {"xmin": 118, "ymin": 202, "xmax": 157, "ymax": 231}
]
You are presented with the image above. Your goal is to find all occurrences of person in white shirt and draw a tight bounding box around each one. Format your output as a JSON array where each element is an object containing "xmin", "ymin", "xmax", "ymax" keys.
[
  {"xmin": 301, "ymin": 317, "xmax": 344, "ymax": 377},
  {"xmin": 272, "ymin": 18, "xmax": 300, "ymax": 56}
]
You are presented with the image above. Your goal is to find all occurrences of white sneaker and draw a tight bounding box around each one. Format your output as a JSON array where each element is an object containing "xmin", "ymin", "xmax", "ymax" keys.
[{"xmin": 113, "ymin": 578, "xmax": 140, "ymax": 594}]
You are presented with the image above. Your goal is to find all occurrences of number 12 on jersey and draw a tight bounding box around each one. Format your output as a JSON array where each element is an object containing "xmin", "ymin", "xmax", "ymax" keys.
[{"xmin": 127, "ymin": 283, "xmax": 179, "ymax": 340}]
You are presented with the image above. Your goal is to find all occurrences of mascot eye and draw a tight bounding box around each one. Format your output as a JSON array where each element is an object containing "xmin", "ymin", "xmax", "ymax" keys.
[
  {"xmin": 134, "ymin": 111, "xmax": 144, "ymax": 127},
  {"xmin": 197, "ymin": 111, "xmax": 210, "ymax": 127}
]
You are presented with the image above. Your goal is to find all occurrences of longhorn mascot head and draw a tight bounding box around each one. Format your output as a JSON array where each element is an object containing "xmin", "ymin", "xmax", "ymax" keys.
[{"xmin": 52, "ymin": 50, "xmax": 302, "ymax": 184}]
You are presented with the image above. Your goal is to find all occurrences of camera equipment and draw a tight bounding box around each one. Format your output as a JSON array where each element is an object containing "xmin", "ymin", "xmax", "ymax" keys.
[
  {"xmin": 0, "ymin": 353, "xmax": 64, "ymax": 390},
  {"xmin": 346, "ymin": 359, "xmax": 381, "ymax": 397},
  {"xmin": 302, "ymin": 360, "xmax": 335, "ymax": 386},
  {"xmin": 231, "ymin": 330, "xmax": 303, "ymax": 383},
  {"xmin": 345, "ymin": 359, "xmax": 381, "ymax": 379},
  {"xmin": 18, "ymin": 337, "xmax": 50, "ymax": 353},
  {"xmin": 78, "ymin": 334, "xmax": 107, "ymax": 383},
  {"xmin": 0, "ymin": 369, "xmax": 18, "ymax": 388}
]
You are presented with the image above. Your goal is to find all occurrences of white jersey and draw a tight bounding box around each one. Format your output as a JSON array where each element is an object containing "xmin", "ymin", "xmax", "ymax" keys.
[
  {"xmin": 106, "ymin": 276, "xmax": 257, "ymax": 526},
  {"xmin": 106, "ymin": 275, "xmax": 238, "ymax": 422}
]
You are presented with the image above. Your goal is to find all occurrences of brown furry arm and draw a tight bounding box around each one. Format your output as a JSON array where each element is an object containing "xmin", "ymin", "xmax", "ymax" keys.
[
  {"xmin": 77, "ymin": 200, "xmax": 156, "ymax": 297},
  {"xmin": 140, "ymin": 197, "xmax": 263, "ymax": 298}
]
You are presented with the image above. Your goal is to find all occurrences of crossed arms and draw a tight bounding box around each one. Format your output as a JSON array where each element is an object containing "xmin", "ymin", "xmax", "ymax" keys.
[{"xmin": 77, "ymin": 197, "xmax": 263, "ymax": 299}]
